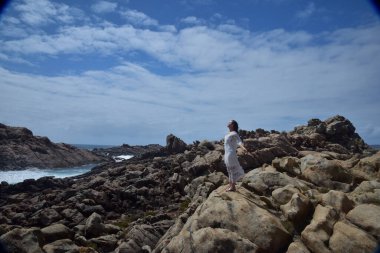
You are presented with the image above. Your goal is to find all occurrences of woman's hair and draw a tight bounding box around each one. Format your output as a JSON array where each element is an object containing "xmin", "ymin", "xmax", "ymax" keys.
[{"xmin": 230, "ymin": 120, "xmax": 239, "ymax": 132}]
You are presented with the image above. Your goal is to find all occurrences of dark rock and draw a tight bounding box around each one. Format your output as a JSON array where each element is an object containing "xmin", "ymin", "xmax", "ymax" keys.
[
  {"xmin": 0, "ymin": 124, "xmax": 106, "ymax": 170},
  {"xmin": 166, "ymin": 134, "xmax": 187, "ymax": 153},
  {"xmin": 88, "ymin": 235, "xmax": 118, "ymax": 252},
  {"xmin": 84, "ymin": 212, "xmax": 105, "ymax": 238},
  {"xmin": 61, "ymin": 208, "xmax": 85, "ymax": 225},
  {"xmin": 307, "ymin": 118, "xmax": 322, "ymax": 127},
  {"xmin": 41, "ymin": 224, "xmax": 74, "ymax": 243},
  {"xmin": 0, "ymin": 228, "xmax": 44, "ymax": 253},
  {"xmin": 116, "ymin": 220, "xmax": 174, "ymax": 253},
  {"xmin": 31, "ymin": 208, "xmax": 62, "ymax": 227},
  {"xmin": 92, "ymin": 143, "xmax": 163, "ymax": 158},
  {"xmin": 42, "ymin": 239, "xmax": 79, "ymax": 253}
]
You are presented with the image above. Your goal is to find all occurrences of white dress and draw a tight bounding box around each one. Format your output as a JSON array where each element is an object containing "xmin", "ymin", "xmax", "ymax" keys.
[{"xmin": 224, "ymin": 131, "xmax": 245, "ymax": 183}]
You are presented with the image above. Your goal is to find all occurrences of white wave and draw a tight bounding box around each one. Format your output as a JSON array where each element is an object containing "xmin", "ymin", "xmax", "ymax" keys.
[
  {"xmin": 0, "ymin": 164, "xmax": 96, "ymax": 184},
  {"xmin": 113, "ymin": 154, "xmax": 134, "ymax": 162}
]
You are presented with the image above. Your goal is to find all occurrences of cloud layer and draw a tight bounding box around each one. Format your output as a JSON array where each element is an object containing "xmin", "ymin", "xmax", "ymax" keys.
[{"xmin": 1, "ymin": 0, "xmax": 379, "ymax": 145}]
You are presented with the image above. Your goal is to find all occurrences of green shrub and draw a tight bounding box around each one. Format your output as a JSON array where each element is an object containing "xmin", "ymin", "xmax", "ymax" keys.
[
  {"xmin": 115, "ymin": 214, "xmax": 139, "ymax": 228},
  {"xmin": 179, "ymin": 198, "xmax": 191, "ymax": 212},
  {"xmin": 143, "ymin": 210, "xmax": 156, "ymax": 217}
]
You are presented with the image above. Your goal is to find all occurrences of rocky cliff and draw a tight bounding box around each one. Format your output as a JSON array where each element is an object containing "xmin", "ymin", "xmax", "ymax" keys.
[
  {"xmin": 0, "ymin": 124, "xmax": 106, "ymax": 170},
  {"xmin": 92, "ymin": 144, "xmax": 163, "ymax": 159},
  {"xmin": 0, "ymin": 115, "xmax": 379, "ymax": 253}
]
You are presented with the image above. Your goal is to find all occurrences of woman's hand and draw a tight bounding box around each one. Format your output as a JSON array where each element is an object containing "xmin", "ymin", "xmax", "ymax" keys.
[{"xmin": 239, "ymin": 144, "xmax": 248, "ymax": 154}]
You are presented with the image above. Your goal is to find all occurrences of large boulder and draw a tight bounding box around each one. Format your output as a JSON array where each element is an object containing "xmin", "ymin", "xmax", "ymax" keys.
[
  {"xmin": 351, "ymin": 152, "xmax": 380, "ymax": 181},
  {"xmin": 301, "ymin": 205, "xmax": 339, "ymax": 253},
  {"xmin": 346, "ymin": 204, "xmax": 380, "ymax": 239},
  {"xmin": 321, "ymin": 190, "xmax": 354, "ymax": 214},
  {"xmin": 272, "ymin": 184, "xmax": 301, "ymax": 205},
  {"xmin": 42, "ymin": 239, "xmax": 79, "ymax": 253},
  {"xmin": 41, "ymin": 224, "xmax": 73, "ymax": 244},
  {"xmin": 280, "ymin": 193, "xmax": 313, "ymax": 231},
  {"xmin": 115, "ymin": 220, "xmax": 173, "ymax": 253},
  {"xmin": 163, "ymin": 227, "xmax": 259, "ymax": 253},
  {"xmin": 61, "ymin": 208, "xmax": 85, "ymax": 225},
  {"xmin": 242, "ymin": 169, "xmax": 309, "ymax": 195},
  {"xmin": 349, "ymin": 180, "xmax": 380, "ymax": 204},
  {"xmin": 30, "ymin": 208, "xmax": 62, "ymax": 227},
  {"xmin": 84, "ymin": 212, "xmax": 105, "ymax": 238},
  {"xmin": 272, "ymin": 156, "xmax": 301, "ymax": 176},
  {"xmin": 0, "ymin": 228, "xmax": 44, "ymax": 253},
  {"xmin": 237, "ymin": 135, "xmax": 298, "ymax": 170},
  {"xmin": 286, "ymin": 241, "xmax": 311, "ymax": 253},
  {"xmin": 88, "ymin": 235, "xmax": 118, "ymax": 253},
  {"xmin": 329, "ymin": 221, "xmax": 377, "ymax": 253},
  {"xmin": 300, "ymin": 154, "xmax": 352, "ymax": 191},
  {"xmin": 162, "ymin": 187, "xmax": 292, "ymax": 253},
  {"xmin": 184, "ymin": 172, "xmax": 227, "ymax": 199},
  {"xmin": 185, "ymin": 150, "xmax": 223, "ymax": 176}
]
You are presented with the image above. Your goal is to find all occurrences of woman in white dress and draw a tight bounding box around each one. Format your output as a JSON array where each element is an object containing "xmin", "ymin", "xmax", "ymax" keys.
[{"xmin": 224, "ymin": 120, "xmax": 247, "ymax": 192}]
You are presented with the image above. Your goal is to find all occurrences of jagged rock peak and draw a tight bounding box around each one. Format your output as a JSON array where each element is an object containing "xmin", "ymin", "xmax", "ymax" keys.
[
  {"xmin": 290, "ymin": 115, "xmax": 368, "ymax": 153},
  {"xmin": 166, "ymin": 134, "xmax": 187, "ymax": 153},
  {"xmin": 293, "ymin": 115, "xmax": 354, "ymax": 134},
  {"xmin": 0, "ymin": 124, "xmax": 34, "ymax": 140}
]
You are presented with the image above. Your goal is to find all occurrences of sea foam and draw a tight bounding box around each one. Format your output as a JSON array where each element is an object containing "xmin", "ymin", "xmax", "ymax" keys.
[{"xmin": 0, "ymin": 164, "xmax": 96, "ymax": 184}]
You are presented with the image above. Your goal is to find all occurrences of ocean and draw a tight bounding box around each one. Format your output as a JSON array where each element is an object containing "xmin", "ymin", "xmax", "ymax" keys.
[
  {"xmin": 0, "ymin": 144, "xmax": 130, "ymax": 184},
  {"xmin": 0, "ymin": 164, "xmax": 97, "ymax": 184}
]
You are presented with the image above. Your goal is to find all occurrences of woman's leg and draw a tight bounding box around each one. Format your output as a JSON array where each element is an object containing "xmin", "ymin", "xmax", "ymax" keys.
[{"xmin": 226, "ymin": 166, "xmax": 232, "ymax": 190}]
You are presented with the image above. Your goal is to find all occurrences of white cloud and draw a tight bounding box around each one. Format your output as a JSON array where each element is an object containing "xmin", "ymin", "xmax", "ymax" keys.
[
  {"xmin": 296, "ymin": 2, "xmax": 316, "ymax": 19},
  {"xmin": 91, "ymin": 1, "xmax": 118, "ymax": 13},
  {"xmin": 1, "ymin": 4, "xmax": 380, "ymax": 144},
  {"xmin": 181, "ymin": 16, "xmax": 204, "ymax": 25},
  {"xmin": 120, "ymin": 9, "xmax": 159, "ymax": 27},
  {"xmin": 0, "ymin": 52, "xmax": 34, "ymax": 65},
  {"xmin": 1, "ymin": 23, "xmax": 380, "ymax": 144},
  {"xmin": 159, "ymin": 25, "xmax": 177, "ymax": 33},
  {"xmin": 217, "ymin": 24, "xmax": 248, "ymax": 35},
  {"xmin": 13, "ymin": 0, "xmax": 82, "ymax": 26}
]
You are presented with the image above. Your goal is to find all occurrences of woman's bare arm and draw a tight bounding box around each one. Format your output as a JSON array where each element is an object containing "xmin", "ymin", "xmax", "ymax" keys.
[{"xmin": 239, "ymin": 144, "xmax": 248, "ymax": 153}]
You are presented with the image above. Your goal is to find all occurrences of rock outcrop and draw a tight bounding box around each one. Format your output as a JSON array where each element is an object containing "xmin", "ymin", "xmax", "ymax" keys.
[
  {"xmin": 92, "ymin": 143, "xmax": 163, "ymax": 158},
  {"xmin": 288, "ymin": 115, "xmax": 369, "ymax": 153},
  {"xmin": 0, "ymin": 123, "xmax": 106, "ymax": 170},
  {"xmin": 0, "ymin": 115, "xmax": 379, "ymax": 253},
  {"xmin": 166, "ymin": 134, "xmax": 187, "ymax": 154}
]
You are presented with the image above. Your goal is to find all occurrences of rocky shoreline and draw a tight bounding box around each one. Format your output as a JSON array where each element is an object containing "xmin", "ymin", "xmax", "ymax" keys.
[
  {"xmin": 0, "ymin": 115, "xmax": 379, "ymax": 253},
  {"xmin": 0, "ymin": 124, "xmax": 107, "ymax": 170},
  {"xmin": 92, "ymin": 144, "xmax": 163, "ymax": 159}
]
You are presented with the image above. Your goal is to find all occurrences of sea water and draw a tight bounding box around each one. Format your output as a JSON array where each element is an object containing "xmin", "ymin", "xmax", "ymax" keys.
[
  {"xmin": 0, "ymin": 164, "xmax": 97, "ymax": 184},
  {"xmin": 0, "ymin": 143, "xmax": 134, "ymax": 184}
]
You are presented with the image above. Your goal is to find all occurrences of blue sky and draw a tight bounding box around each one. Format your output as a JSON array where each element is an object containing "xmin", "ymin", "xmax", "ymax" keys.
[{"xmin": 0, "ymin": 0, "xmax": 380, "ymax": 145}]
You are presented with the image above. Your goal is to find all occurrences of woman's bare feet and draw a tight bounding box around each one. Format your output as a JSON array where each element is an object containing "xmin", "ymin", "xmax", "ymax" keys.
[{"xmin": 226, "ymin": 187, "xmax": 236, "ymax": 192}]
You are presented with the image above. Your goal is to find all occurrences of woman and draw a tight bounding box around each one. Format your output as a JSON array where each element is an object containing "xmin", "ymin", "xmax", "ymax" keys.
[{"xmin": 224, "ymin": 120, "xmax": 247, "ymax": 192}]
